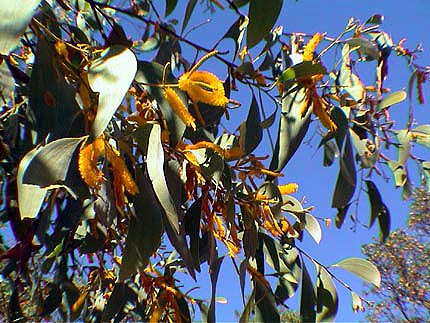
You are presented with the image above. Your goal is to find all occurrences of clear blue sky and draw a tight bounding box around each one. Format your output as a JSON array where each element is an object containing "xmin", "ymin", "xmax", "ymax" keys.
[{"xmin": 167, "ymin": 1, "xmax": 430, "ymax": 322}]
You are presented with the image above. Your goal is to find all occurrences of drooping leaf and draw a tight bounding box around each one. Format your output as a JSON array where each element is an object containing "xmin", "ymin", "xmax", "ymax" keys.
[
  {"xmin": 119, "ymin": 168, "xmax": 163, "ymax": 280},
  {"xmin": 316, "ymin": 265, "xmax": 338, "ymax": 322},
  {"xmin": 365, "ymin": 180, "xmax": 391, "ymax": 242},
  {"xmin": 261, "ymin": 109, "xmax": 277, "ymax": 129},
  {"xmin": 218, "ymin": 16, "xmax": 249, "ymax": 57},
  {"xmin": 246, "ymin": 0, "xmax": 283, "ymax": 48},
  {"xmin": 241, "ymin": 94, "xmax": 262, "ymax": 154},
  {"xmin": 0, "ymin": 0, "xmax": 41, "ymax": 55},
  {"xmin": 147, "ymin": 124, "xmax": 180, "ymax": 234},
  {"xmin": 239, "ymin": 287, "xmax": 255, "ymax": 323},
  {"xmin": 300, "ymin": 260, "xmax": 316, "ymax": 323},
  {"xmin": 304, "ymin": 213, "xmax": 322, "ymax": 244},
  {"xmin": 331, "ymin": 134, "xmax": 356, "ymax": 209},
  {"xmin": 268, "ymin": 85, "xmax": 312, "ymax": 177},
  {"xmin": 335, "ymin": 204, "xmax": 350, "ymax": 229},
  {"xmin": 184, "ymin": 198, "xmax": 202, "ymax": 272},
  {"xmin": 350, "ymin": 128, "xmax": 379, "ymax": 169},
  {"xmin": 135, "ymin": 61, "xmax": 187, "ymax": 146},
  {"xmin": 165, "ymin": 0, "xmax": 178, "ymax": 16},
  {"xmin": 323, "ymin": 140, "xmax": 338, "ymax": 167},
  {"xmin": 181, "ymin": 0, "xmax": 197, "ymax": 33},
  {"xmin": 208, "ymin": 256, "xmax": 224, "ymax": 323},
  {"xmin": 17, "ymin": 147, "xmax": 47, "ymax": 219},
  {"xmin": 395, "ymin": 129, "xmax": 411, "ymax": 165},
  {"xmin": 337, "ymin": 44, "xmax": 365, "ymax": 104},
  {"xmin": 411, "ymin": 124, "xmax": 430, "ymax": 147},
  {"xmin": 376, "ymin": 90, "xmax": 407, "ymax": 111},
  {"xmin": 274, "ymin": 246, "xmax": 301, "ymax": 303},
  {"xmin": 345, "ymin": 37, "xmax": 379, "ymax": 61},
  {"xmin": 254, "ymin": 276, "xmax": 280, "ymax": 323},
  {"xmin": 88, "ymin": 45, "xmax": 137, "ymax": 138},
  {"xmin": 331, "ymin": 257, "xmax": 381, "ymax": 288},
  {"xmin": 29, "ymin": 37, "xmax": 83, "ymax": 140}
]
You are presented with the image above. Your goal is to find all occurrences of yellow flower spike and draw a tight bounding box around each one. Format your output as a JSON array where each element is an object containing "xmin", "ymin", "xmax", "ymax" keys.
[
  {"xmin": 278, "ymin": 183, "xmax": 298, "ymax": 195},
  {"xmin": 303, "ymin": 32, "xmax": 323, "ymax": 61},
  {"xmin": 78, "ymin": 136, "xmax": 106, "ymax": 189},
  {"xmin": 178, "ymin": 70, "xmax": 229, "ymax": 108},
  {"xmin": 163, "ymin": 87, "xmax": 196, "ymax": 130},
  {"xmin": 184, "ymin": 141, "xmax": 224, "ymax": 157},
  {"xmin": 312, "ymin": 96, "xmax": 337, "ymax": 132}
]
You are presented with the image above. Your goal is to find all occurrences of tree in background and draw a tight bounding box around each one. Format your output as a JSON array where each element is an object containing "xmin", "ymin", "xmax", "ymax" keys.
[
  {"xmin": 363, "ymin": 187, "xmax": 430, "ymax": 323},
  {"xmin": 0, "ymin": 0, "xmax": 429, "ymax": 322}
]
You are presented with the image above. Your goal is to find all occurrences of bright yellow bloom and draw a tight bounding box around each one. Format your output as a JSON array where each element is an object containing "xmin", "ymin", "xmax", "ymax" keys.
[
  {"xmin": 78, "ymin": 136, "xmax": 106, "ymax": 188},
  {"xmin": 178, "ymin": 70, "xmax": 229, "ymax": 108},
  {"xmin": 163, "ymin": 87, "xmax": 196, "ymax": 130},
  {"xmin": 278, "ymin": 183, "xmax": 298, "ymax": 195},
  {"xmin": 303, "ymin": 32, "xmax": 323, "ymax": 61}
]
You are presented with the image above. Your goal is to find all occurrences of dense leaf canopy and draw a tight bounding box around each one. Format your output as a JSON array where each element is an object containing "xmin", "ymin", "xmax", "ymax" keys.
[{"xmin": 0, "ymin": 1, "xmax": 429, "ymax": 322}]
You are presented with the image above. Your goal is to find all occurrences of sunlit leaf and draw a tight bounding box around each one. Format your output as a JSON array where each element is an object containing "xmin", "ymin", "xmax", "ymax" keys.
[
  {"xmin": 304, "ymin": 213, "xmax": 322, "ymax": 244},
  {"xmin": 376, "ymin": 90, "xmax": 407, "ymax": 111},
  {"xmin": 0, "ymin": 0, "xmax": 41, "ymax": 55},
  {"xmin": 331, "ymin": 257, "xmax": 381, "ymax": 288},
  {"xmin": 316, "ymin": 264, "xmax": 338, "ymax": 322},
  {"xmin": 350, "ymin": 129, "xmax": 379, "ymax": 168},
  {"xmin": 280, "ymin": 61, "xmax": 327, "ymax": 82},
  {"xmin": 351, "ymin": 291, "xmax": 364, "ymax": 313},
  {"xmin": 88, "ymin": 45, "xmax": 137, "ymax": 138},
  {"xmin": 346, "ymin": 37, "xmax": 379, "ymax": 61},
  {"xmin": 411, "ymin": 125, "xmax": 430, "ymax": 147},
  {"xmin": 246, "ymin": 0, "xmax": 283, "ymax": 48}
]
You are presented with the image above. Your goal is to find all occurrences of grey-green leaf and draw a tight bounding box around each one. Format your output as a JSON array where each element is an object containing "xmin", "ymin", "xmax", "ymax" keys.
[
  {"xmin": 331, "ymin": 257, "xmax": 381, "ymax": 288},
  {"xmin": 316, "ymin": 265, "xmax": 338, "ymax": 322},
  {"xmin": 241, "ymin": 95, "xmax": 262, "ymax": 154},
  {"xmin": 377, "ymin": 90, "xmax": 407, "ymax": 111},
  {"xmin": 88, "ymin": 45, "xmax": 137, "ymax": 138},
  {"xmin": 0, "ymin": 0, "xmax": 41, "ymax": 55},
  {"xmin": 246, "ymin": 0, "xmax": 283, "ymax": 48},
  {"xmin": 181, "ymin": 0, "xmax": 197, "ymax": 33}
]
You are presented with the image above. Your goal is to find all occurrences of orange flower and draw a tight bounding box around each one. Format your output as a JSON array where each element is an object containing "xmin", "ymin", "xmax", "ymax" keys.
[
  {"xmin": 303, "ymin": 32, "xmax": 323, "ymax": 61},
  {"xmin": 163, "ymin": 87, "xmax": 196, "ymax": 130},
  {"xmin": 78, "ymin": 136, "xmax": 106, "ymax": 188}
]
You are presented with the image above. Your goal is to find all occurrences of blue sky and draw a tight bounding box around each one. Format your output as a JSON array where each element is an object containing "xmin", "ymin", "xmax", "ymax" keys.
[{"xmin": 168, "ymin": 1, "xmax": 430, "ymax": 322}]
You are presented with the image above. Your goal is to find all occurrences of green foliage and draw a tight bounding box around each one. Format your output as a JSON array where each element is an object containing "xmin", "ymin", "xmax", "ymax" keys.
[
  {"xmin": 363, "ymin": 188, "xmax": 430, "ymax": 322},
  {"xmin": 0, "ymin": 1, "xmax": 429, "ymax": 322}
]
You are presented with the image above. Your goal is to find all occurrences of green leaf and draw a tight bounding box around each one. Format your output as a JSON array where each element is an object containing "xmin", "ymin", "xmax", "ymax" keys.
[
  {"xmin": 396, "ymin": 129, "xmax": 411, "ymax": 165},
  {"xmin": 365, "ymin": 14, "xmax": 384, "ymax": 25},
  {"xmin": 218, "ymin": 16, "xmax": 249, "ymax": 57},
  {"xmin": 300, "ymin": 261, "xmax": 316, "ymax": 323},
  {"xmin": 411, "ymin": 125, "xmax": 430, "ymax": 147},
  {"xmin": 349, "ymin": 129, "xmax": 379, "ymax": 168},
  {"xmin": 181, "ymin": 0, "xmax": 197, "ymax": 33},
  {"xmin": 29, "ymin": 37, "xmax": 83, "ymax": 140},
  {"xmin": 316, "ymin": 265, "xmax": 338, "ymax": 322},
  {"xmin": 268, "ymin": 85, "xmax": 311, "ymax": 177},
  {"xmin": 323, "ymin": 140, "xmax": 338, "ymax": 167},
  {"xmin": 184, "ymin": 198, "xmax": 202, "ymax": 272},
  {"xmin": 239, "ymin": 288, "xmax": 255, "ymax": 323},
  {"xmin": 280, "ymin": 61, "xmax": 327, "ymax": 82},
  {"xmin": 17, "ymin": 147, "xmax": 47, "ymax": 219},
  {"xmin": 254, "ymin": 277, "xmax": 280, "ymax": 323},
  {"xmin": 261, "ymin": 109, "xmax": 277, "ymax": 129},
  {"xmin": 88, "ymin": 45, "xmax": 137, "ymax": 138},
  {"xmin": 0, "ymin": 0, "xmax": 41, "ymax": 55},
  {"xmin": 335, "ymin": 204, "xmax": 350, "ymax": 229},
  {"xmin": 365, "ymin": 180, "xmax": 390, "ymax": 242},
  {"xmin": 387, "ymin": 159, "xmax": 408, "ymax": 187},
  {"xmin": 119, "ymin": 168, "xmax": 163, "ymax": 280},
  {"xmin": 345, "ymin": 37, "xmax": 379, "ymax": 61},
  {"xmin": 208, "ymin": 256, "xmax": 224, "ymax": 323},
  {"xmin": 240, "ymin": 95, "xmax": 263, "ymax": 154},
  {"xmin": 165, "ymin": 0, "xmax": 178, "ymax": 16},
  {"xmin": 135, "ymin": 61, "xmax": 187, "ymax": 146},
  {"xmin": 331, "ymin": 257, "xmax": 381, "ymax": 288},
  {"xmin": 338, "ymin": 44, "xmax": 365, "ymax": 103},
  {"xmin": 331, "ymin": 134, "xmax": 356, "ymax": 208},
  {"xmin": 377, "ymin": 90, "xmax": 407, "ymax": 111},
  {"xmin": 304, "ymin": 213, "xmax": 322, "ymax": 244},
  {"xmin": 246, "ymin": 0, "xmax": 283, "ymax": 48}
]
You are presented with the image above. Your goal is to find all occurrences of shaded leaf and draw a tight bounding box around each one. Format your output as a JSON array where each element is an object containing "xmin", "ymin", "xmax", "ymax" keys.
[
  {"xmin": 377, "ymin": 90, "xmax": 407, "ymax": 111},
  {"xmin": 88, "ymin": 45, "xmax": 137, "ymax": 138},
  {"xmin": 335, "ymin": 204, "xmax": 350, "ymax": 229},
  {"xmin": 208, "ymin": 256, "xmax": 224, "ymax": 323},
  {"xmin": 184, "ymin": 198, "xmax": 202, "ymax": 272},
  {"xmin": 0, "ymin": 60, "xmax": 14, "ymax": 105},
  {"xmin": 346, "ymin": 37, "xmax": 379, "ymax": 61},
  {"xmin": 268, "ymin": 85, "xmax": 312, "ymax": 177},
  {"xmin": 239, "ymin": 287, "xmax": 255, "ymax": 323},
  {"xmin": 254, "ymin": 277, "xmax": 280, "ymax": 323},
  {"xmin": 246, "ymin": 0, "xmax": 283, "ymax": 48},
  {"xmin": 165, "ymin": 0, "xmax": 178, "ymax": 16},
  {"xmin": 300, "ymin": 260, "xmax": 316, "ymax": 323},
  {"xmin": 0, "ymin": 0, "xmax": 41, "ymax": 55},
  {"xmin": 218, "ymin": 15, "xmax": 249, "ymax": 57},
  {"xmin": 135, "ymin": 61, "xmax": 187, "ymax": 146},
  {"xmin": 323, "ymin": 140, "xmax": 338, "ymax": 167},
  {"xmin": 316, "ymin": 265, "xmax": 338, "ymax": 322},
  {"xmin": 331, "ymin": 257, "xmax": 381, "ymax": 288},
  {"xmin": 119, "ymin": 168, "xmax": 163, "ymax": 280},
  {"xmin": 332, "ymin": 134, "xmax": 356, "ymax": 208},
  {"xmin": 241, "ymin": 95, "xmax": 263, "ymax": 154},
  {"xmin": 350, "ymin": 128, "xmax": 379, "ymax": 168},
  {"xmin": 365, "ymin": 180, "xmax": 390, "ymax": 241},
  {"xmin": 181, "ymin": 0, "xmax": 197, "ymax": 33},
  {"xmin": 365, "ymin": 14, "xmax": 384, "ymax": 25},
  {"xmin": 261, "ymin": 109, "xmax": 277, "ymax": 129}
]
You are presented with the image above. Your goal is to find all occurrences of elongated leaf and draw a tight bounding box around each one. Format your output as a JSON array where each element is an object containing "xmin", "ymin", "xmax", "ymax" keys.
[
  {"xmin": 218, "ymin": 16, "xmax": 249, "ymax": 57},
  {"xmin": 165, "ymin": 0, "xmax": 178, "ymax": 16},
  {"xmin": 119, "ymin": 169, "xmax": 163, "ymax": 280},
  {"xmin": 377, "ymin": 90, "xmax": 407, "ymax": 111},
  {"xmin": 254, "ymin": 277, "xmax": 280, "ymax": 323},
  {"xmin": 300, "ymin": 261, "xmax": 316, "ymax": 323},
  {"xmin": 88, "ymin": 45, "xmax": 137, "ymax": 138},
  {"xmin": 331, "ymin": 257, "xmax": 381, "ymax": 288},
  {"xmin": 241, "ymin": 95, "xmax": 262, "ymax": 154},
  {"xmin": 181, "ymin": 0, "xmax": 197, "ymax": 33},
  {"xmin": 0, "ymin": 0, "xmax": 41, "ymax": 55},
  {"xmin": 208, "ymin": 256, "xmax": 224, "ymax": 323},
  {"xmin": 147, "ymin": 124, "xmax": 180, "ymax": 234},
  {"xmin": 17, "ymin": 147, "xmax": 47, "ymax": 219},
  {"xmin": 268, "ymin": 85, "xmax": 312, "ymax": 177},
  {"xmin": 365, "ymin": 180, "xmax": 390, "ymax": 242},
  {"xmin": 184, "ymin": 198, "xmax": 202, "ymax": 272},
  {"xmin": 316, "ymin": 265, "xmax": 338, "ymax": 322},
  {"xmin": 305, "ymin": 213, "xmax": 322, "ymax": 244},
  {"xmin": 29, "ymin": 37, "xmax": 83, "ymax": 140},
  {"xmin": 239, "ymin": 287, "xmax": 255, "ymax": 323},
  {"xmin": 135, "ymin": 61, "xmax": 187, "ymax": 146},
  {"xmin": 247, "ymin": 0, "xmax": 283, "ymax": 48},
  {"xmin": 334, "ymin": 204, "xmax": 349, "ymax": 229},
  {"xmin": 331, "ymin": 134, "xmax": 356, "ymax": 208},
  {"xmin": 280, "ymin": 61, "xmax": 327, "ymax": 82},
  {"xmin": 346, "ymin": 37, "xmax": 379, "ymax": 60}
]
